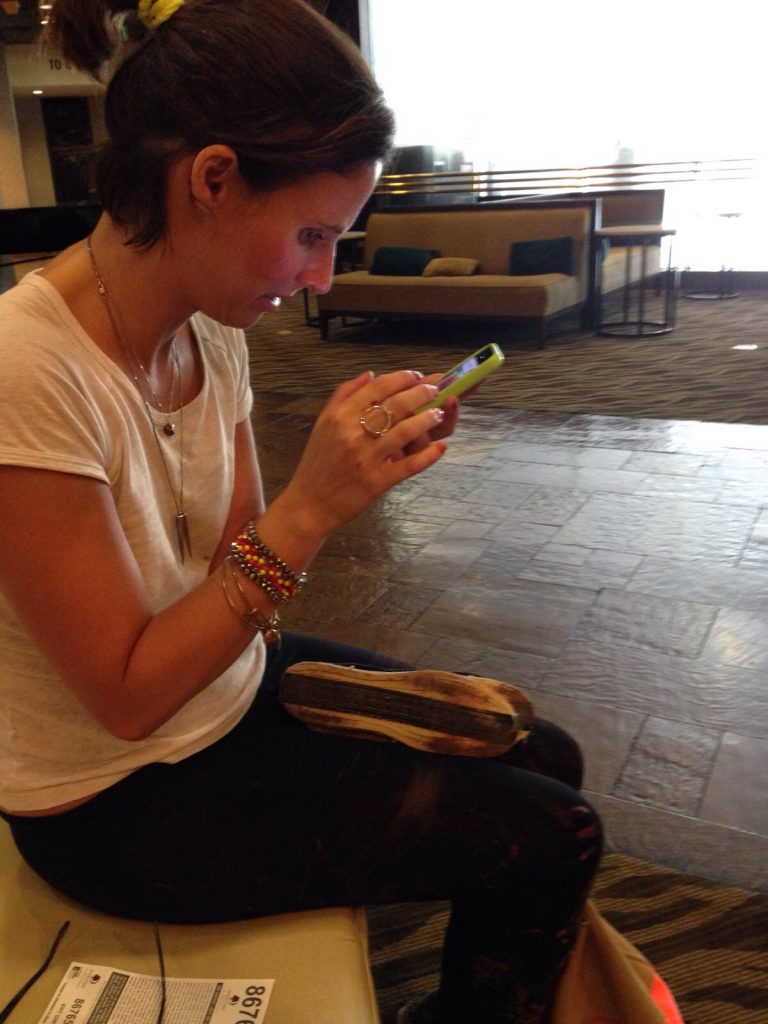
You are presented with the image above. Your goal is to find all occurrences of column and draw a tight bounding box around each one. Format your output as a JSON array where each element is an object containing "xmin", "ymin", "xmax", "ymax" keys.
[
  {"xmin": 0, "ymin": 43, "xmax": 30, "ymax": 208},
  {"xmin": 0, "ymin": 43, "xmax": 29, "ymax": 291}
]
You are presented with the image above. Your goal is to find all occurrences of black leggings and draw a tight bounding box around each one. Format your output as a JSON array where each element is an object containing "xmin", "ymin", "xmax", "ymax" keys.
[{"xmin": 7, "ymin": 633, "xmax": 602, "ymax": 1024}]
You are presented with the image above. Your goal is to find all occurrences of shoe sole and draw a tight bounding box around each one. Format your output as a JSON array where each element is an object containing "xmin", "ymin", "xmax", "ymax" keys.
[{"xmin": 279, "ymin": 662, "xmax": 533, "ymax": 757}]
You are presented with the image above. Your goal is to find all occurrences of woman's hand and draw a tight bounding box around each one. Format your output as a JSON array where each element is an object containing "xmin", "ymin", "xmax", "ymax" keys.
[{"xmin": 270, "ymin": 369, "xmax": 453, "ymax": 543}]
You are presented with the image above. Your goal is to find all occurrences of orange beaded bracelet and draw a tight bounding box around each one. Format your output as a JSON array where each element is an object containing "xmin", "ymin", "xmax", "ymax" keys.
[{"xmin": 230, "ymin": 522, "xmax": 307, "ymax": 605}]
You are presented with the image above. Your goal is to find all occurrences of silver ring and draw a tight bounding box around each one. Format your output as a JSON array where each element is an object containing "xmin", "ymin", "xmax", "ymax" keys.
[{"xmin": 360, "ymin": 402, "xmax": 394, "ymax": 438}]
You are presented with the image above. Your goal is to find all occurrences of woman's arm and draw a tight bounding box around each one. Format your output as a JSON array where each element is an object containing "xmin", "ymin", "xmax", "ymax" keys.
[
  {"xmin": 0, "ymin": 369, "xmax": 448, "ymax": 741},
  {"xmin": 208, "ymin": 417, "xmax": 266, "ymax": 571}
]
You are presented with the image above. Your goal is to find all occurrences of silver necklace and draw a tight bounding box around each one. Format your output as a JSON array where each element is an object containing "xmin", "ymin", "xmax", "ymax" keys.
[
  {"xmin": 86, "ymin": 235, "xmax": 192, "ymax": 562},
  {"xmin": 134, "ymin": 339, "xmax": 180, "ymax": 437}
]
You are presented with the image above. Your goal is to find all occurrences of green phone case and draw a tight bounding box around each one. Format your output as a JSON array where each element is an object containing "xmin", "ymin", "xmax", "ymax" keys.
[{"xmin": 419, "ymin": 343, "xmax": 505, "ymax": 411}]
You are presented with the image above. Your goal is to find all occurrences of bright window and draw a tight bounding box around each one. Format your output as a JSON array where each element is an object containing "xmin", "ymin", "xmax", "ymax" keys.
[
  {"xmin": 368, "ymin": 0, "xmax": 762, "ymax": 167},
  {"xmin": 367, "ymin": 1, "xmax": 767, "ymax": 268}
]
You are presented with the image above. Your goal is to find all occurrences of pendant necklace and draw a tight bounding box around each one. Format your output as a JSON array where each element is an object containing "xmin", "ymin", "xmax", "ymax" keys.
[{"xmin": 86, "ymin": 235, "xmax": 192, "ymax": 562}]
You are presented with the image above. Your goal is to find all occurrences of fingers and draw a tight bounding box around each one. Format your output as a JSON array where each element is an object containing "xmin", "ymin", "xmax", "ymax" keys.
[
  {"xmin": 351, "ymin": 370, "xmax": 463, "ymax": 457},
  {"xmin": 374, "ymin": 406, "xmax": 446, "ymax": 461},
  {"xmin": 394, "ymin": 438, "xmax": 449, "ymax": 480},
  {"xmin": 364, "ymin": 369, "xmax": 426, "ymax": 403},
  {"xmin": 329, "ymin": 369, "xmax": 424, "ymax": 408},
  {"xmin": 362, "ymin": 372, "xmax": 441, "ymax": 424},
  {"xmin": 402, "ymin": 400, "xmax": 458, "ymax": 455},
  {"xmin": 330, "ymin": 370, "xmax": 375, "ymax": 404},
  {"xmin": 429, "ymin": 395, "xmax": 460, "ymax": 440}
]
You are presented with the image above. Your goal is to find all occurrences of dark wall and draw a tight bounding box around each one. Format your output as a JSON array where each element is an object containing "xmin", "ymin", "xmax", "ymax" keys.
[
  {"xmin": 41, "ymin": 97, "xmax": 94, "ymax": 205},
  {"xmin": 0, "ymin": 0, "xmax": 40, "ymax": 44},
  {"xmin": 314, "ymin": 0, "xmax": 361, "ymax": 46},
  {"xmin": 0, "ymin": 203, "xmax": 100, "ymax": 256}
]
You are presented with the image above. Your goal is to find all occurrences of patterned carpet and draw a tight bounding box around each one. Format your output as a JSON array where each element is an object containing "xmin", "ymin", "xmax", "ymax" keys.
[
  {"xmin": 366, "ymin": 853, "xmax": 768, "ymax": 1024},
  {"xmin": 247, "ymin": 289, "xmax": 768, "ymax": 424}
]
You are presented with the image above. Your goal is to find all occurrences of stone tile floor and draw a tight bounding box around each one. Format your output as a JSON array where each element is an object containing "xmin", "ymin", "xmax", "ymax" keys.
[{"xmin": 252, "ymin": 393, "xmax": 768, "ymax": 894}]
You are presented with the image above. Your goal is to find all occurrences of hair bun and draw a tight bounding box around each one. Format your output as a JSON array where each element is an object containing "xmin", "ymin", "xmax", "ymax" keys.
[{"xmin": 45, "ymin": 2, "xmax": 149, "ymax": 80}]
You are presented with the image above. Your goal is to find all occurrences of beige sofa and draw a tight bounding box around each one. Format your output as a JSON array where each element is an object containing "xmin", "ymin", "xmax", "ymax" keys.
[
  {"xmin": 488, "ymin": 189, "xmax": 666, "ymax": 303},
  {"xmin": 317, "ymin": 203, "xmax": 594, "ymax": 346}
]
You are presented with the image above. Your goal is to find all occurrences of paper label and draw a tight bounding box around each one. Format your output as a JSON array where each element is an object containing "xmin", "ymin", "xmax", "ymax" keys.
[{"xmin": 38, "ymin": 963, "xmax": 274, "ymax": 1024}]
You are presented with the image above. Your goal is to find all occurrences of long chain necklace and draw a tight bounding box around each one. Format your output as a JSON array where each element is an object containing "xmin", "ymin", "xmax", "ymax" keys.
[
  {"xmin": 132, "ymin": 338, "xmax": 180, "ymax": 438},
  {"xmin": 86, "ymin": 235, "xmax": 192, "ymax": 563}
]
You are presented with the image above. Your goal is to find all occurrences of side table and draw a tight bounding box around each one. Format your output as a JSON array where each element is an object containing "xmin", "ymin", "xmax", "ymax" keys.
[
  {"xmin": 683, "ymin": 211, "xmax": 741, "ymax": 300},
  {"xmin": 595, "ymin": 225, "xmax": 677, "ymax": 337}
]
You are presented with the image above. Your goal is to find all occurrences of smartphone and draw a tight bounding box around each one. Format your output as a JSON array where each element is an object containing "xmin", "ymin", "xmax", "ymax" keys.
[{"xmin": 418, "ymin": 343, "xmax": 505, "ymax": 411}]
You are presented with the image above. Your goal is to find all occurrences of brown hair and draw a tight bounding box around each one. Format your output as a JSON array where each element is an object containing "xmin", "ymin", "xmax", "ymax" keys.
[{"xmin": 46, "ymin": 0, "xmax": 394, "ymax": 247}]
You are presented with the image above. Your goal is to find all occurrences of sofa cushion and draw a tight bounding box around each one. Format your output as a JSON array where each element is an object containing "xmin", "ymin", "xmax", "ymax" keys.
[
  {"xmin": 422, "ymin": 256, "xmax": 479, "ymax": 277},
  {"xmin": 319, "ymin": 271, "xmax": 582, "ymax": 318},
  {"xmin": 370, "ymin": 246, "xmax": 440, "ymax": 276},
  {"xmin": 0, "ymin": 820, "xmax": 380, "ymax": 1024},
  {"xmin": 509, "ymin": 236, "xmax": 574, "ymax": 276}
]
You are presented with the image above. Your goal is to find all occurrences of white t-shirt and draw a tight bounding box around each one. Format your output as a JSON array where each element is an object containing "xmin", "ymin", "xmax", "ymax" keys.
[{"xmin": 0, "ymin": 273, "xmax": 265, "ymax": 811}]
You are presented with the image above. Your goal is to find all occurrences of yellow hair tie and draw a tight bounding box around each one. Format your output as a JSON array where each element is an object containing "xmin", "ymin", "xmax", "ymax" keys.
[{"xmin": 137, "ymin": 0, "xmax": 184, "ymax": 31}]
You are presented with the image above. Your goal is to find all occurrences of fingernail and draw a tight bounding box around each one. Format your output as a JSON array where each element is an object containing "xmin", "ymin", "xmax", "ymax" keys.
[
  {"xmin": 412, "ymin": 370, "xmax": 424, "ymax": 379},
  {"xmin": 432, "ymin": 408, "xmax": 445, "ymax": 421}
]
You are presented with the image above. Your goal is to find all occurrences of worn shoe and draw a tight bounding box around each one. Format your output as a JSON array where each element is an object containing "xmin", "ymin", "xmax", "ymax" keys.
[{"xmin": 278, "ymin": 662, "xmax": 533, "ymax": 758}]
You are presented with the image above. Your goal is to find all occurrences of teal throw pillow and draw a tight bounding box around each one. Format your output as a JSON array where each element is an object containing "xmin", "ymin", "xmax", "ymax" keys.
[
  {"xmin": 509, "ymin": 236, "xmax": 574, "ymax": 276},
  {"xmin": 370, "ymin": 246, "xmax": 441, "ymax": 276}
]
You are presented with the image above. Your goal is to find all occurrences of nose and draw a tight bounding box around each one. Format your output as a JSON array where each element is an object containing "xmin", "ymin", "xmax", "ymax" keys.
[{"xmin": 298, "ymin": 247, "xmax": 336, "ymax": 296}]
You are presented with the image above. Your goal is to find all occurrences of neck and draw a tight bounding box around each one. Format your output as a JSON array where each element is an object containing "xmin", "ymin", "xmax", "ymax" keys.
[
  {"xmin": 86, "ymin": 231, "xmax": 193, "ymax": 420},
  {"xmin": 85, "ymin": 220, "xmax": 192, "ymax": 368}
]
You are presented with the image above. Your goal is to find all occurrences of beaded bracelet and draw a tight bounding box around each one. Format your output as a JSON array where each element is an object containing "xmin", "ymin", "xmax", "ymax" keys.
[
  {"xmin": 220, "ymin": 556, "xmax": 282, "ymax": 646},
  {"xmin": 230, "ymin": 522, "xmax": 308, "ymax": 605}
]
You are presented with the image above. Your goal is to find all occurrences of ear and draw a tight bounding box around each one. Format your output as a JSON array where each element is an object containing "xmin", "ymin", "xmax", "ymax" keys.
[{"xmin": 189, "ymin": 145, "xmax": 240, "ymax": 209}]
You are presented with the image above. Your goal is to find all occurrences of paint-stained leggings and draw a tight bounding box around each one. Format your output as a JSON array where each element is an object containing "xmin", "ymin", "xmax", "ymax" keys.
[{"xmin": 8, "ymin": 633, "xmax": 603, "ymax": 1024}]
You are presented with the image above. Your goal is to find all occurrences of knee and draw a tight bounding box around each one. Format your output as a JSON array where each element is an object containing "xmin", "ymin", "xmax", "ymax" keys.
[
  {"xmin": 571, "ymin": 795, "xmax": 603, "ymax": 870},
  {"xmin": 507, "ymin": 718, "xmax": 585, "ymax": 790}
]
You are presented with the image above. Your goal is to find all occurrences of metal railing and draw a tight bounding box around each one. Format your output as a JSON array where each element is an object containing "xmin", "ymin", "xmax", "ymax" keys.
[{"xmin": 374, "ymin": 157, "xmax": 757, "ymax": 203}]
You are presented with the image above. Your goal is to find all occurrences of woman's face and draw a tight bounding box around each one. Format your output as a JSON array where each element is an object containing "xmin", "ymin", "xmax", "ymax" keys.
[{"xmin": 195, "ymin": 160, "xmax": 380, "ymax": 328}]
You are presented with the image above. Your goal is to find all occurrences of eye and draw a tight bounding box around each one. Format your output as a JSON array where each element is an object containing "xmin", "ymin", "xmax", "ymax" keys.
[{"xmin": 300, "ymin": 228, "xmax": 328, "ymax": 248}]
